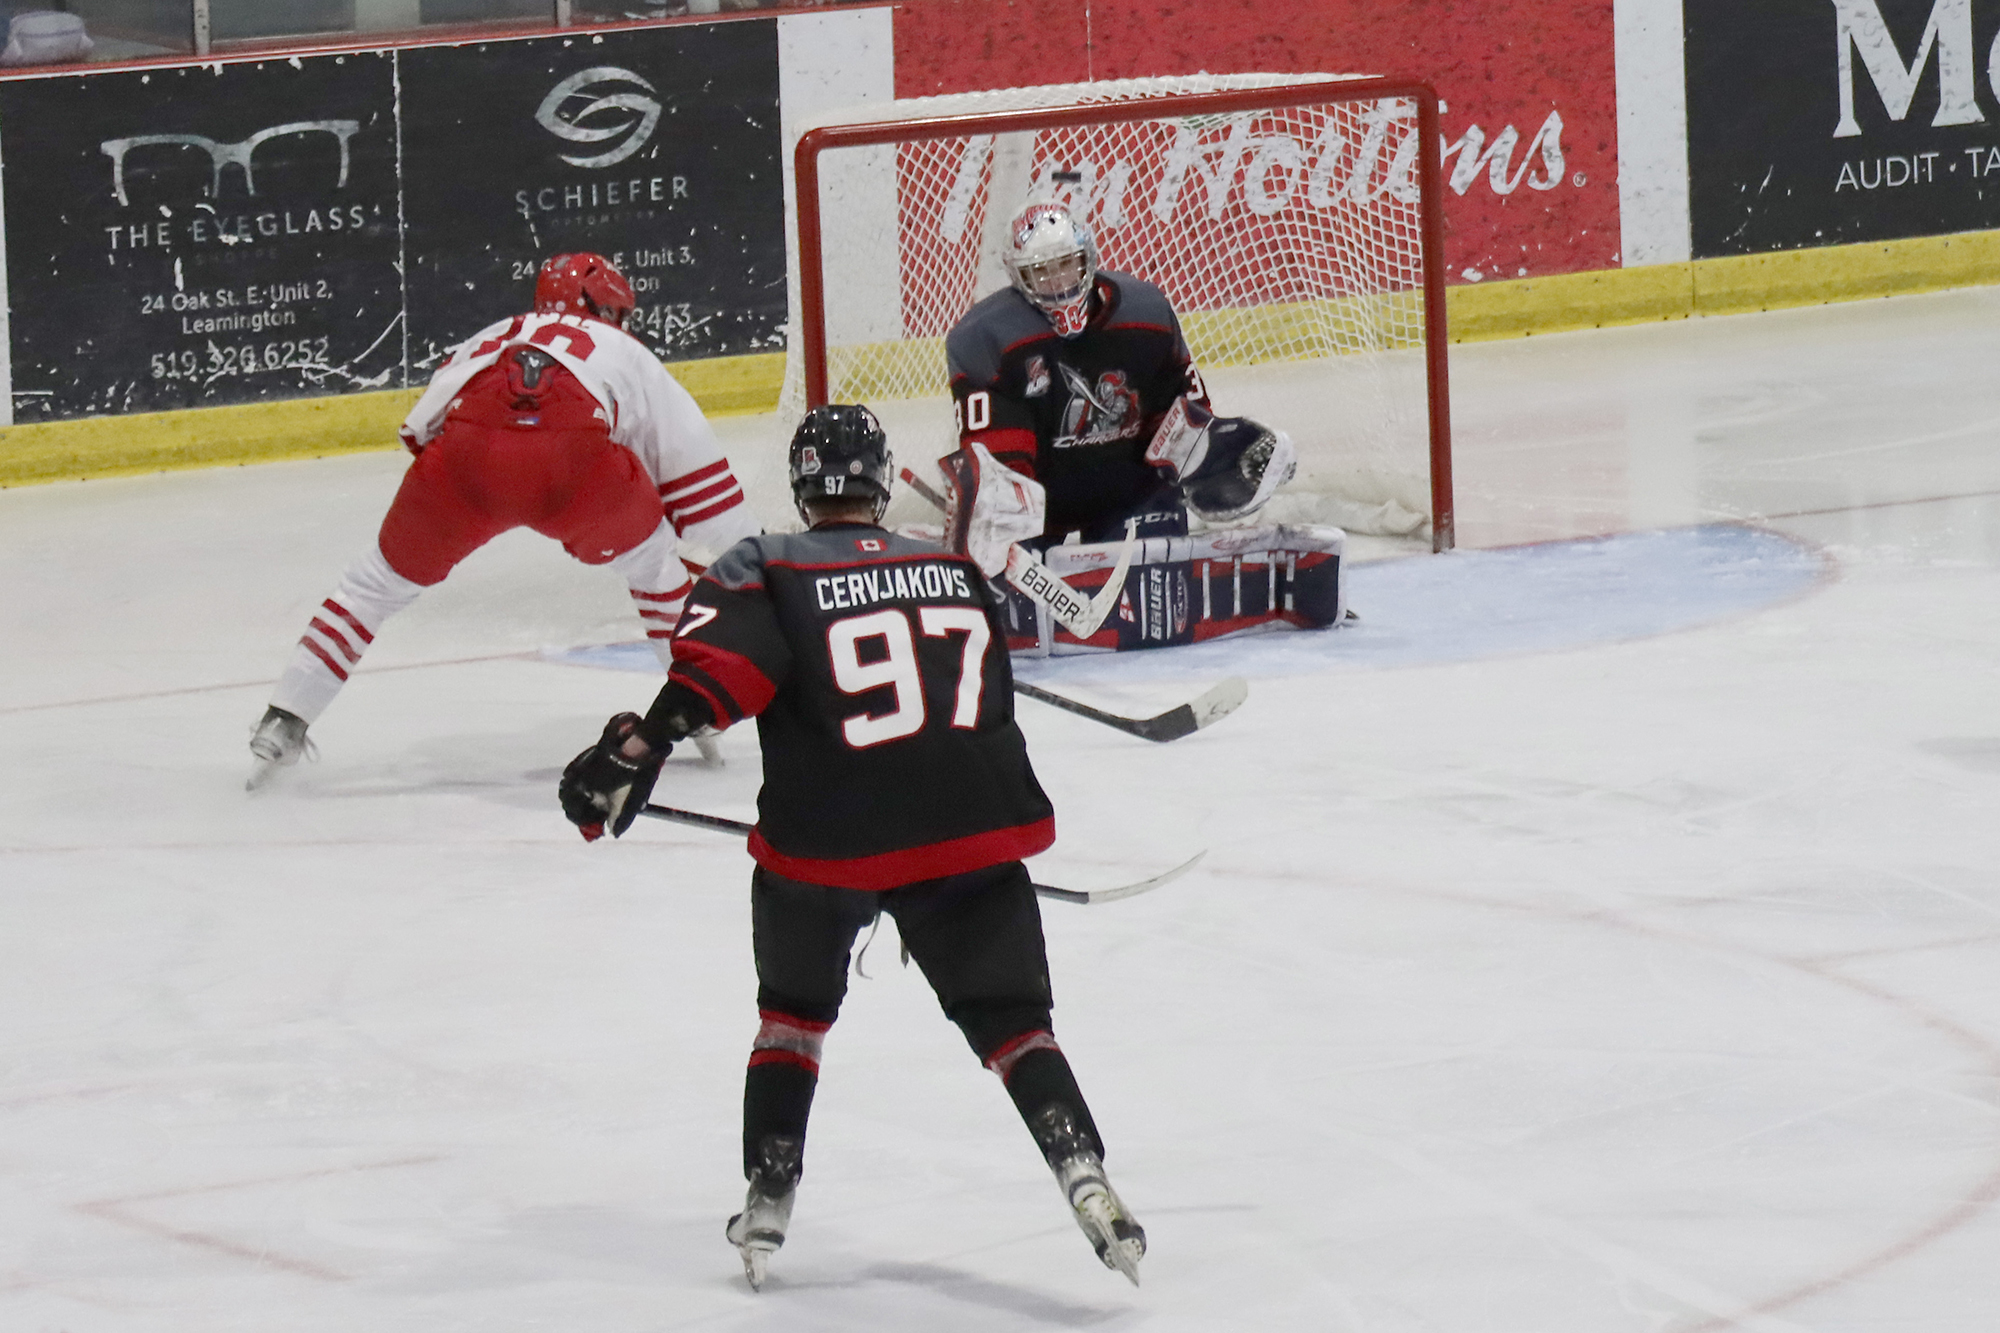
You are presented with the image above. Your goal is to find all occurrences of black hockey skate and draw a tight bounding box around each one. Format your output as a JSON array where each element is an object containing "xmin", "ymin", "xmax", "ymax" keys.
[
  {"xmin": 246, "ymin": 706, "xmax": 312, "ymax": 791},
  {"xmin": 726, "ymin": 1134, "xmax": 802, "ymax": 1292},
  {"xmin": 1031, "ymin": 1105, "xmax": 1146, "ymax": 1286}
]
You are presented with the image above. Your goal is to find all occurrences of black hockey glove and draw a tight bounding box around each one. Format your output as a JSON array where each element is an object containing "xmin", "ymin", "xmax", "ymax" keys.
[{"xmin": 560, "ymin": 712, "xmax": 669, "ymax": 842}]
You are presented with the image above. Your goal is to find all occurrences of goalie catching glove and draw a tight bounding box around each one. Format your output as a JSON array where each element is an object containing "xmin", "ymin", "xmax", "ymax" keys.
[
  {"xmin": 939, "ymin": 440, "xmax": 1047, "ymax": 576},
  {"xmin": 559, "ymin": 712, "xmax": 668, "ymax": 841},
  {"xmin": 1143, "ymin": 396, "xmax": 1297, "ymax": 522}
]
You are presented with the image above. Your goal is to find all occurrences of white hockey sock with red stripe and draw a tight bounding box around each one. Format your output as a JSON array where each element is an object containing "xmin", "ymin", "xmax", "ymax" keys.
[
  {"xmin": 658, "ymin": 457, "xmax": 747, "ymax": 539},
  {"xmin": 268, "ymin": 544, "xmax": 425, "ymax": 724},
  {"xmin": 611, "ymin": 519, "xmax": 692, "ymax": 671}
]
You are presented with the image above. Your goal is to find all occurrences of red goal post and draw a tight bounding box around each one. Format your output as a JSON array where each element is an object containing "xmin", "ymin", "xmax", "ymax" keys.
[{"xmin": 789, "ymin": 76, "xmax": 1456, "ymax": 552}]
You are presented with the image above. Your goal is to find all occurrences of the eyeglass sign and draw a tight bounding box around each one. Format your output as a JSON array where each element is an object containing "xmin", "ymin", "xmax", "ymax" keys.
[
  {"xmin": 0, "ymin": 21, "xmax": 785, "ymax": 423},
  {"xmin": 1686, "ymin": 0, "xmax": 2000, "ymax": 257},
  {"xmin": 0, "ymin": 55, "xmax": 403, "ymax": 420}
]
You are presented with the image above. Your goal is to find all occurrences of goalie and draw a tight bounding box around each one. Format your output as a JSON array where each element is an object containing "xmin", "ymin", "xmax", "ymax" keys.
[{"xmin": 941, "ymin": 201, "xmax": 1341, "ymax": 654}]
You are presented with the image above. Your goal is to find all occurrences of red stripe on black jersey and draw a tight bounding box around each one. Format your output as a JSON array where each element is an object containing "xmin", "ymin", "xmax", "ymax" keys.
[
  {"xmin": 747, "ymin": 815, "xmax": 1055, "ymax": 893},
  {"xmin": 669, "ymin": 636, "xmax": 776, "ymax": 726}
]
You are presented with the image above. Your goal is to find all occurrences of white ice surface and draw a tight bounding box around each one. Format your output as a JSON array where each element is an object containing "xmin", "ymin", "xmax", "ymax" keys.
[{"xmin": 6, "ymin": 290, "xmax": 2000, "ymax": 1330}]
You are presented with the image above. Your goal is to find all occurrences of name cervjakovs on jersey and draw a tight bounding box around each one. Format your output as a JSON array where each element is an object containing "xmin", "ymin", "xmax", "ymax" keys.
[{"xmin": 814, "ymin": 562, "xmax": 975, "ymax": 612}]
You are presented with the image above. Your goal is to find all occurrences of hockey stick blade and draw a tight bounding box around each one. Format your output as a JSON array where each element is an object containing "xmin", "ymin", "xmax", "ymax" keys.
[
  {"xmin": 1014, "ymin": 676, "xmax": 1247, "ymax": 743},
  {"xmin": 899, "ymin": 464, "xmax": 1136, "ymax": 642},
  {"xmin": 1030, "ymin": 850, "xmax": 1205, "ymax": 905},
  {"xmin": 633, "ymin": 803, "xmax": 1196, "ymax": 907}
]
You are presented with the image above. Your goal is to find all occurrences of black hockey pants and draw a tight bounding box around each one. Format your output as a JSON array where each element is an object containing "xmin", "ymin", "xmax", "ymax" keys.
[{"xmin": 742, "ymin": 859, "xmax": 1103, "ymax": 1180}]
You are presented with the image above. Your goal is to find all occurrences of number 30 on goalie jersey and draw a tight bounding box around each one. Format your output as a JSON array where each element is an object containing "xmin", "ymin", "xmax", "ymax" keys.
[{"xmin": 663, "ymin": 526, "xmax": 1055, "ymax": 888}]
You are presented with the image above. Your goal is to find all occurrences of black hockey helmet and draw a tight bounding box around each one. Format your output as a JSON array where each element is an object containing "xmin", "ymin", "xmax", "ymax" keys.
[{"xmin": 789, "ymin": 404, "xmax": 894, "ymax": 522}]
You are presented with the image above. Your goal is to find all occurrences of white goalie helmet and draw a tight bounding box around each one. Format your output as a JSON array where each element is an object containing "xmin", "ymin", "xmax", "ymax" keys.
[{"xmin": 1005, "ymin": 201, "xmax": 1099, "ymax": 338}]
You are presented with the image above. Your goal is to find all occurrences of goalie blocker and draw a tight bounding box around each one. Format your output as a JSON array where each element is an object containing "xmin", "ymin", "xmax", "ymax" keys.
[{"xmin": 996, "ymin": 524, "xmax": 1346, "ymax": 656}]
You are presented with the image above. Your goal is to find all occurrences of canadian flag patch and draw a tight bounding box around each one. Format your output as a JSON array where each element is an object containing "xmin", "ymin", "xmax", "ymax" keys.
[{"xmin": 857, "ymin": 538, "xmax": 885, "ymax": 552}]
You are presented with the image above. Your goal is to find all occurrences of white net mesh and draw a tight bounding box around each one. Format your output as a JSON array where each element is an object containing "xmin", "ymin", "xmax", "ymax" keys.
[{"xmin": 782, "ymin": 75, "xmax": 1440, "ymax": 538}]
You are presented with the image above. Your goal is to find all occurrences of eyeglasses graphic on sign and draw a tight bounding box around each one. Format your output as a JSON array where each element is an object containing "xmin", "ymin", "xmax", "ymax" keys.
[
  {"xmin": 537, "ymin": 67, "xmax": 663, "ymax": 170},
  {"xmin": 99, "ymin": 120, "xmax": 361, "ymax": 208}
]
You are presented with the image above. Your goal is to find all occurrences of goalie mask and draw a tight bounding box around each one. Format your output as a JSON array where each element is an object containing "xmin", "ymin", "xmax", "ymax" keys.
[
  {"xmin": 790, "ymin": 404, "xmax": 894, "ymax": 523},
  {"xmin": 535, "ymin": 253, "xmax": 636, "ymax": 328},
  {"xmin": 1005, "ymin": 202, "xmax": 1099, "ymax": 338}
]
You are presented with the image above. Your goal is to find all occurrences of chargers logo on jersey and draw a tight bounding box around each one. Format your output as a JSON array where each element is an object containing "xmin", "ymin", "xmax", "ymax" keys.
[{"xmin": 1054, "ymin": 365, "xmax": 1142, "ymax": 448}]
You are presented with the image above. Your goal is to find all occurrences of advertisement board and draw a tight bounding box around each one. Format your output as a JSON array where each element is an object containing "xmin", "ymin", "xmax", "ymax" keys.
[
  {"xmin": 0, "ymin": 56, "xmax": 404, "ymax": 421},
  {"xmin": 400, "ymin": 23, "xmax": 783, "ymax": 371},
  {"xmin": 0, "ymin": 22, "xmax": 785, "ymax": 422},
  {"xmin": 890, "ymin": 0, "xmax": 1621, "ymax": 284},
  {"xmin": 1687, "ymin": 0, "xmax": 2000, "ymax": 257}
]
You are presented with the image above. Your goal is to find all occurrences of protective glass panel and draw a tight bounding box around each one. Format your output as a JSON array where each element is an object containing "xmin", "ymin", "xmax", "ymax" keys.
[
  {"xmin": 1, "ymin": 0, "xmax": 189, "ymax": 61},
  {"xmin": 417, "ymin": 0, "xmax": 549, "ymax": 22},
  {"xmin": 210, "ymin": 0, "xmax": 354, "ymax": 40}
]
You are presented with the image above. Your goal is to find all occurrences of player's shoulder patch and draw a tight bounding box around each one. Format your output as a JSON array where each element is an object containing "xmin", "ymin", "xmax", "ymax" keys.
[{"xmin": 947, "ymin": 288, "xmax": 1050, "ymax": 385}]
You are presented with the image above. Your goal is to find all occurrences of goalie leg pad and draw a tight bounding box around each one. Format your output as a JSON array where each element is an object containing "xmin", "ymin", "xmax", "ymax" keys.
[{"xmin": 1030, "ymin": 525, "xmax": 1346, "ymax": 654}]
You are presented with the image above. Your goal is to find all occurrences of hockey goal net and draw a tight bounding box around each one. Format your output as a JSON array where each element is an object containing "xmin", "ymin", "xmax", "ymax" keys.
[{"xmin": 783, "ymin": 74, "xmax": 1454, "ymax": 550}]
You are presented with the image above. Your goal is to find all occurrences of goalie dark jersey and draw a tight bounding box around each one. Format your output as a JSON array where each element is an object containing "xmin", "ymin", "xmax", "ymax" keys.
[
  {"xmin": 946, "ymin": 270, "xmax": 1209, "ymax": 539},
  {"xmin": 666, "ymin": 524, "xmax": 1055, "ymax": 889}
]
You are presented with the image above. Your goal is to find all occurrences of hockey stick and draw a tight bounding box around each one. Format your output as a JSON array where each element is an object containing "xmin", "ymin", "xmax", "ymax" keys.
[
  {"xmin": 635, "ymin": 802, "xmax": 1202, "ymax": 906},
  {"xmin": 1013, "ymin": 676, "xmax": 1248, "ymax": 743},
  {"xmin": 899, "ymin": 465, "xmax": 1137, "ymax": 641}
]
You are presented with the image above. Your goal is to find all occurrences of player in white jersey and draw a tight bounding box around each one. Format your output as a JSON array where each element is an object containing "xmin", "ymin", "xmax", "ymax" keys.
[{"xmin": 246, "ymin": 253, "xmax": 759, "ymax": 788}]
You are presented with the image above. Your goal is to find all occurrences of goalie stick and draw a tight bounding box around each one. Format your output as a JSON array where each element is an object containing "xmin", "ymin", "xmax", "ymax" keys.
[
  {"xmin": 899, "ymin": 465, "xmax": 1135, "ymax": 641},
  {"xmin": 634, "ymin": 802, "xmax": 1203, "ymax": 906},
  {"xmin": 1013, "ymin": 676, "xmax": 1248, "ymax": 743}
]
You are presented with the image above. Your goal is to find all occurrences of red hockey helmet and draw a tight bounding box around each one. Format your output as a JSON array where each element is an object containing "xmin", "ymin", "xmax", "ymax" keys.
[{"xmin": 534, "ymin": 253, "xmax": 636, "ymax": 328}]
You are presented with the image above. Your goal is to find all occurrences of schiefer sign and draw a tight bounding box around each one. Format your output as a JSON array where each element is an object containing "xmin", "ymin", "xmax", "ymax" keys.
[
  {"xmin": 1687, "ymin": 0, "xmax": 2000, "ymax": 256},
  {"xmin": 398, "ymin": 23, "xmax": 784, "ymax": 370},
  {"xmin": 0, "ymin": 55, "xmax": 403, "ymax": 419}
]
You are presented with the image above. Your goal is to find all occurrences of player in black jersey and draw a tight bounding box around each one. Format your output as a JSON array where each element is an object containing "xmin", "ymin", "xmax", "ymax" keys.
[{"xmin": 558, "ymin": 405, "xmax": 1146, "ymax": 1290}]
